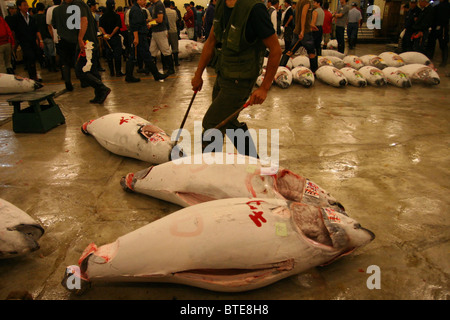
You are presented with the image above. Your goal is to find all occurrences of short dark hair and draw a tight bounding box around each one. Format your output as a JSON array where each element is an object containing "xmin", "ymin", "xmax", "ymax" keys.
[
  {"xmin": 16, "ymin": 0, "xmax": 27, "ymax": 8},
  {"xmin": 53, "ymin": 0, "xmax": 62, "ymax": 5},
  {"xmin": 36, "ymin": 2, "xmax": 45, "ymax": 11},
  {"xmin": 315, "ymin": 0, "xmax": 323, "ymax": 6},
  {"xmin": 323, "ymin": 1, "xmax": 329, "ymax": 9}
]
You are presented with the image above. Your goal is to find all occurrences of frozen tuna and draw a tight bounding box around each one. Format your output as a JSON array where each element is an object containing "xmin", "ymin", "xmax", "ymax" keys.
[
  {"xmin": 81, "ymin": 113, "xmax": 175, "ymax": 164},
  {"xmin": 0, "ymin": 198, "xmax": 44, "ymax": 259},
  {"xmin": 121, "ymin": 153, "xmax": 344, "ymax": 210},
  {"xmin": 0, "ymin": 73, "xmax": 43, "ymax": 94},
  {"xmin": 399, "ymin": 51, "xmax": 435, "ymax": 69},
  {"xmin": 342, "ymin": 55, "xmax": 364, "ymax": 70},
  {"xmin": 62, "ymin": 198, "xmax": 375, "ymax": 293},
  {"xmin": 316, "ymin": 66, "xmax": 348, "ymax": 87},
  {"xmin": 382, "ymin": 67, "xmax": 412, "ymax": 88},
  {"xmin": 360, "ymin": 55, "xmax": 388, "ymax": 70},
  {"xmin": 340, "ymin": 67, "xmax": 367, "ymax": 87},
  {"xmin": 274, "ymin": 66, "xmax": 293, "ymax": 88},
  {"xmin": 379, "ymin": 52, "xmax": 405, "ymax": 67},
  {"xmin": 358, "ymin": 66, "xmax": 387, "ymax": 86},
  {"xmin": 399, "ymin": 64, "xmax": 440, "ymax": 85},
  {"xmin": 291, "ymin": 66, "xmax": 315, "ymax": 87}
]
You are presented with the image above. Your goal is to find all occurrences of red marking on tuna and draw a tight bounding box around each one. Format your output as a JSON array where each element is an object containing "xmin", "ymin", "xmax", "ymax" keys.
[
  {"xmin": 325, "ymin": 207, "xmax": 341, "ymax": 223},
  {"xmin": 119, "ymin": 117, "xmax": 129, "ymax": 125},
  {"xmin": 246, "ymin": 200, "xmax": 266, "ymax": 227}
]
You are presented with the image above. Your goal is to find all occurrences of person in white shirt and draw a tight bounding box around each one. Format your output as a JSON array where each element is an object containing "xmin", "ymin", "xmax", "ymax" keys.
[
  {"xmin": 267, "ymin": 0, "xmax": 279, "ymax": 34},
  {"xmin": 347, "ymin": 2, "xmax": 362, "ymax": 49}
]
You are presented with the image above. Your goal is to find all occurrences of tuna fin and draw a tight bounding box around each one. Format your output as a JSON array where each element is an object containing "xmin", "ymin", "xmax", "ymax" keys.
[
  {"xmin": 34, "ymin": 82, "xmax": 44, "ymax": 90},
  {"xmin": 175, "ymin": 192, "xmax": 217, "ymax": 206}
]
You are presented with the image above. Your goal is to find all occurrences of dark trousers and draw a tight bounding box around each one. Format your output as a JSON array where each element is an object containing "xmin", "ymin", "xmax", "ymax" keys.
[
  {"xmin": 413, "ymin": 30, "xmax": 429, "ymax": 57},
  {"xmin": 283, "ymin": 26, "xmax": 294, "ymax": 53},
  {"xmin": 75, "ymin": 47, "xmax": 105, "ymax": 91},
  {"xmin": 56, "ymin": 39, "xmax": 77, "ymax": 85},
  {"xmin": 312, "ymin": 26, "xmax": 323, "ymax": 57},
  {"xmin": 20, "ymin": 41, "xmax": 38, "ymax": 79},
  {"xmin": 336, "ymin": 26, "xmax": 345, "ymax": 53},
  {"xmin": 402, "ymin": 29, "xmax": 414, "ymax": 52},
  {"xmin": 202, "ymin": 74, "xmax": 258, "ymax": 157},
  {"xmin": 427, "ymin": 26, "xmax": 449, "ymax": 64},
  {"xmin": 347, "ymin": 22, "xmax": 358, "ymax": 48}
]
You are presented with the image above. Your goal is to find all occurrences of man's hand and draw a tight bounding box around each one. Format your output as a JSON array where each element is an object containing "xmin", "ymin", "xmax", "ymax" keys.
[
  {"xmin": 133, "ymin": 37, "xmax": 139, "ymax": 47},
  {"xmin": 191, "ymin": 74, "xmax": 203, "ymax": 92},
  {"xmin": 248, "ymin": 87, "xmax": 268, "ymax": 106}
]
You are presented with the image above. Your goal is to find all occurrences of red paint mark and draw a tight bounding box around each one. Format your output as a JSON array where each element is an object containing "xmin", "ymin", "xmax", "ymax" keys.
[
  {"xmin": 358, "ymin": 268, "xmax": 365, "ymax": 273},
  {"xmin": 246, "ymin": 200, "xmax": 266, "ymax": 227},
  {"xmin": 119, "ymin": 117, "xmax": 129, "ymax": 125},
  {"xmin": 325, "ymin": 207, "xmax": 341, "ymax": 223},
  {"xmin": 152, "ymin": 105, "xmax": 170, "ymax": 112}
]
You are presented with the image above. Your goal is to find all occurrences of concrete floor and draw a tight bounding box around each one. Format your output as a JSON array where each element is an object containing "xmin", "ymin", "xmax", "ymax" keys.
[{"xmin": 0, "ymin": 43, "xmax": 449, "ymax": 300}]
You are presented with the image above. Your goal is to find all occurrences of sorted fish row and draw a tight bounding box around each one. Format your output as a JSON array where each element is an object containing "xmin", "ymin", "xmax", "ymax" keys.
[{"xmin": 259, "ymin": 50, "xmax": 440, "ymax": 89}]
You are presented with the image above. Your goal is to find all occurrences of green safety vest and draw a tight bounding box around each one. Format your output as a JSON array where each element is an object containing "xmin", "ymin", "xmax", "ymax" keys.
[{"xmin": 213, "ymin": 0, "xmax": 266, "ymax": 80}]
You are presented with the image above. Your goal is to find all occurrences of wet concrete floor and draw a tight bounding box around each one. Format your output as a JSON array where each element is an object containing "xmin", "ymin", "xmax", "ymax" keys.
[{"xmin": 0, "ymin": 44, "xmax": 449, "ymax": 300}]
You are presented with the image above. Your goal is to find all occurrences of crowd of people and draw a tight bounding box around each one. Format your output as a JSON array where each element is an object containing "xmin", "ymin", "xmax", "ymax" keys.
[
  {"xmin": 0, "ymin": 0, "xmax": 217, "ymax": 103},
  {"xmin": 401, "ymin": 0, "xmax": 449, "ymax": 67},
  {"xmin": 0, "ymin": 0, "xmax": 448, "ymax": 105}
]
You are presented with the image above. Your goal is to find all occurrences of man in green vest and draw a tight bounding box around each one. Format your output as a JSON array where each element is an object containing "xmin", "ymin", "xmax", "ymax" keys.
[{"xmin": 191, "ymin": 0, "xmax": 281, "ymax": 158}]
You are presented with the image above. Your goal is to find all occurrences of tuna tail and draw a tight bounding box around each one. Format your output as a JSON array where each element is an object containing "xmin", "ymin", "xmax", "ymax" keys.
[
  {"xmin": 339, "ymin": 79, "xmax": 347, "ymax": 87},
  {"xmin": 34, "ymin": 82, "xmax": 44, "ymax": 90},
  {"xmin": 358, "ymin": 81, "xmax": 367, "ymax": 87}
]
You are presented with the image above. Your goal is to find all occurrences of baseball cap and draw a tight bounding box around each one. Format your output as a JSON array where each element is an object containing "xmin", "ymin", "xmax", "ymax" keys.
[{"xmin": 87, "ymin": 0, "xmax": 99, "ymax": 6}]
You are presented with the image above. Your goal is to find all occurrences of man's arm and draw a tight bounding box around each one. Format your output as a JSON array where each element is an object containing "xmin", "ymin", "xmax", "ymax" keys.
[
  {"xmin": 191, "ymin": 25, "xmax": 216, "ymax": 92},
  {"xmin": 248, "ymin": 33, "xmax": 281, "ymax": 105},
  {"xmin": 300, "ymin": 3, "xmax": 309, "ymax": 39}
]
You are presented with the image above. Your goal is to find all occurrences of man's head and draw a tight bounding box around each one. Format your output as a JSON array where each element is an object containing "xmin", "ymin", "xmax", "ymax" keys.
[
  {"xmin": 184, "ymin": 3, "xmax": 191, "ymax": 10},
  {"xmin": 340, "ymin": 0, "xmax": 347, "ymax": 5},
  {"xmin": 410, "ymin": 0, "xmax": 417, "ymax": 8},
  {"xmin": 15, "ymin": 0, "xmax": 28, "ymax": 14},
  {"xmin": 137, "ymin": 0, "xmax": 146, "ymax": 7},
  {"xmin": 36, "ymin": 2, "xmax": 45, "ymax": 12},
  {"xmin": 418, "ymin": 0, "xmax": 430, "ymax": 8},
  {"xmin": 313, "ymin": 0, "xmax": 323, "ymax": 8},
  {"xmin": 87, "ymin": 0, "xmax": 98, "ymax": 11},
  {"xmin": 268, "ymin": 0, "xmax": 279, "ymax": 8},
  {"xmin": 53, "ymin": 0, "xmax": 62, "ymax": 5}
]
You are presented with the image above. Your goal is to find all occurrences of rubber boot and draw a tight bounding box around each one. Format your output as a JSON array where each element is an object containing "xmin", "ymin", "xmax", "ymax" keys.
[
  {"xmin": 125, "ymin": 59, "xmax": 140, "ymax": 83},
  {"xmin": 115, "ymin": 58, "xmax": 124, "ymax": 76},
  {"xmin": 164, "ymin": 54, "xmax": 175, "ymax": 75},
  {"xmin": 173, "ymin": 52, "xmax": 180, "ymax": 66},
  {"xmin": 309, "ymin": 55, "xmax": 318, "ymax": 73},
  {"xmin": 146, "ymin": 58, "xmax": 169, "ymax": 81}
]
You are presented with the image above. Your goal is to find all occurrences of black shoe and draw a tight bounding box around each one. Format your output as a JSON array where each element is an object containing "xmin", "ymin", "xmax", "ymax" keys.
[
  {"xmin": 6, "ymin": 68, "xmax": 14, "ymax": 74},
  {"xmin": 116, "ymin": 72, "xmax": 125, "ymax": 77},
  {"xmin": 154, "ymin": 72, "xmax": 169, "ymax": 81},
  {"xmin": 81, "ymin": 82, "xmax": 89, "ymax": 88},
  {"xmin": 65, "ymin": 82, "xmax": 74, "ymax": 91},
  {"xmin": 125, "ymin": 76, "xmax": 140, "ymax": 83},
  {"xmin": 137, "ymin": 68, "xmax": 146, "ymax": 74},
  {"xmin": 90, "ymin": 87, "xmax": 111, "ymax": 104}
]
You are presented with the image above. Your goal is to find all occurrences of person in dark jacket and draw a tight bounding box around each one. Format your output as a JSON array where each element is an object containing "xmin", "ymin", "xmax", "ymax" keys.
[
  {"xmin": 126, "ymin": 0, "xmax": 169, "ymax": 82},
  {"xmin": 9, "ymin": 0, "xmax": 44, "ymax": 81},
  {"xmin": 99, "ymin": 0, "xmax": 124, "ymax": 76},
  {"xmin": 402, "ymin": 0, "xmax": 421, "ymax": 52},
  {"xmin": 203, "ymin": 0, "xmax": 215, "ymax": 40},
  {"xmin": 191, "ymin": 0, "xmax": 282, "ymax": 158},
  {"xmin": 428, "ymin": 0, "xmax": 450, "ymax": 66},
  {"xmin": 412, "ymin": 0, "xmax": 434, "ymax": 56}
]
